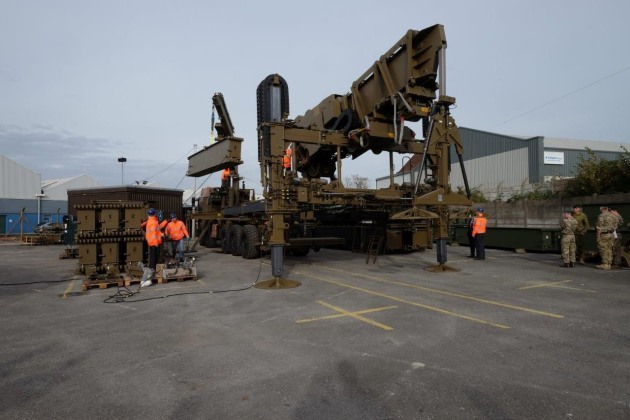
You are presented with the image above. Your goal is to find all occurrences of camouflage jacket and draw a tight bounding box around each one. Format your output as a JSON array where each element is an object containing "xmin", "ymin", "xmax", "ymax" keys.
[
  {"xmin": 560, "ymin": 218, "xmax": 578, "ymax": 235},
  {"xmin": 596, "ymin": 212, "xmax": 618, "ymax": 234},
  {"xmin": 614, "ymin": 213, "xmax": 624, "ymax": 229}
]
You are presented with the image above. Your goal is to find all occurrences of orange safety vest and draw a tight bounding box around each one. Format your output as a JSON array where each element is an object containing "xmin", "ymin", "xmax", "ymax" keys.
[
  {"xmin": 283, "ymin": 147, "xmax": 293, "ymax": 168},
  {"xmin": 221, "ymin": 168, "xmax": 230, "ymax": 181},
  {"xmin": 145, "ymin": 215, "xmax": 163, "ymax": 246},
  {"xmin": 472, "ymin": 214, "xmax": 487, "ymax": 236},
  {"xmin": 165, "ymin": 219, "xmax": 189, "ymax": 241}
]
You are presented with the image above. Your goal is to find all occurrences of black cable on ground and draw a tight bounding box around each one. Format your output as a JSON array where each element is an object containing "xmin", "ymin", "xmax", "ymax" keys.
[
  {"xmin": 0, "ymin": 279, "xmax": 75, "ymax": 286},
  {"xmin": 103, "ymin": 248, "xmax": 267, "ymax": 304}
]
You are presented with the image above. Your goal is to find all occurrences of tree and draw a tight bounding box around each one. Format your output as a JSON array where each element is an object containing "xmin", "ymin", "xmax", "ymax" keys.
[
  {"xmin": 564, "ymin": 147, "xmax": 630, "ymax": 196},
  {"xmin": 344, "ymin": 174, "xmax": 370, "ymax": 189}
]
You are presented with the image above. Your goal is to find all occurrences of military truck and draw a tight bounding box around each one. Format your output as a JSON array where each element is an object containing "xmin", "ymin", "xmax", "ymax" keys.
[{"xmin": 187, "ymin": 24, "xmax": 472, "ymax": 281}]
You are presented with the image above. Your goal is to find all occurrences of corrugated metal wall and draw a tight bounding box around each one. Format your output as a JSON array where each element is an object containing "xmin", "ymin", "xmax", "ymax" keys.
[
  {"xmin": 376, "ymin": 128, "xmax": 628, "ymax": 196},
  {"xmin": 541, "ymin": 148, "xmax": 626, "ymax": 179},
  {"xmin": 0, "ymin": 155, "xmax": 41, "ymax": 199},
  {"xmin": 0, "ymin": 198, "xmax": 68, "ymax": 233}
]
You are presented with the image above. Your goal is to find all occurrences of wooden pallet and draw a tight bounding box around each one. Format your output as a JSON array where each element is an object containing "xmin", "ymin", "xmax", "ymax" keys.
[
  {"xmin": 122, "ymin": 275, "xmax": 142, "ymax": 288},
  {"xmin": 81, "ymin": 279, "xmax": 124, "ymax": 291},
  {"xmin": 156, "ymin": 266, "xmax": 197, "ymax": 284},
  {"xmin": 157, "ymin": 275, "xmax": 197, "ymax": 284}
]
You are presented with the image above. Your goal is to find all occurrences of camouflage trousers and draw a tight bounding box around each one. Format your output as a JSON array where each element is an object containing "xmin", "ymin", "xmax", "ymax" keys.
[
  {"xmin": 575, "ymin": 234, "xmax": 585, "ymax": 259},
  {"xmin": 612, "ymin": 233, "xmax": 623, "ymax": 266},
  {"xmin": 597, "ymin": 234, "xmax": 614, "ymax": 265},
  {"xmin": 561, "ymin": 234, "xmax": 576, "ymax": 263}
]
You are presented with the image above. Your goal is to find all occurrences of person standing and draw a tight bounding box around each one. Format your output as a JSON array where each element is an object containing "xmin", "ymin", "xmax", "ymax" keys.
[
  {"xmin": 559, "ymin": 209, "xmax": 578, "ymax": 267},
  {"xmin": 283, "ymin": 145, "xmax": 293, "ymax": 174},
  {"xmin": 142, "ymin": 208, "xmax": 163, "ymax": 286},
  {"xmin": 572, "ymin": 204, "xmax": 589, "ymax": 264},
  {"xmin": 595, "ymin": 206, "xmax": 617, "ymax": 270},
  {"xmin": 466, "ymin": 210, "xmax": 476, "ymax": 258},
  {"xmin": 221, "ymin": 168, "xmax": 231, "ymax": 188},
  {"xmin": 610, "ymin": 208, "xmax": 624, "ymax": 267},
  {"xmin": 472, "ymin": 208, "xmax": 487, "ymax": 260},
  {"xmin": 165, "ymin": 213, "xmax": 190, "ymax": 263}
]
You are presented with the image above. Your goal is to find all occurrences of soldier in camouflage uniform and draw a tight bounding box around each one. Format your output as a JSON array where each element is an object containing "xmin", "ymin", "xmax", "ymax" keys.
[
  {"xmin": 572, "ymin": 204, "xmax": 589, "ymax": 264},
  {"xmin": 595, "ymin": 206, "xmax": 618, "ymax": 270},
  {"xmin": 559, "ymin": 210, "xmax": 578, "ymax": 267},
  {"xmin": 610, "ymin": 208, "xmax": 624, "ymax": 267}
]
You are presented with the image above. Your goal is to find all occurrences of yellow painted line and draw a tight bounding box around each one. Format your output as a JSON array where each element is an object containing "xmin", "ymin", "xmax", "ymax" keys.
[
  {"xmin": 297, "ymin": 301, "xmax": 397, "ymax": 328},
  {"xmin": 298, "ymin": 272, "xmax": 510, "ymax": 329},
  {"xmin": 316, "ymin": 301, "xmax": 393, "ymax": 330},
  {"xmin": 550, "ymin": 285, "xmax": 596, "ymax": 292},
  {"xmin": 320, "ymin": 265, "xmax": 564, "ymax": 319},
  {"xmin": 519, "ymin": 280, "xmax": 572, "ymax": 289},
  {"xmin": 62, "ymin": 280, "xmax": 75, "ymax": 298},
  {"xmin": 519, "ymin": 280, "xmax": 594, "ymax": 292}
]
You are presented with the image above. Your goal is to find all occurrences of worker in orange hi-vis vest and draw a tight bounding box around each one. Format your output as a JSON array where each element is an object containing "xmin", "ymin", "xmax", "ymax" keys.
[
  {"xmin": 471, "ymin": 208, "xmax": 487, "ymax": 260},
  {"xmin": 140, "ymin": 208, "xmax": 164, "ymax": 287},
  {"xmin": 283, "ymin": 145, "xmax": 293, "ymax": 172},
  {"xmin": 165, "ymin": 213, "xmax": 190, "ymax": 262},
  {"xmin": 221, "ymin": 168, "xmax": 230, "ymax": 188}
]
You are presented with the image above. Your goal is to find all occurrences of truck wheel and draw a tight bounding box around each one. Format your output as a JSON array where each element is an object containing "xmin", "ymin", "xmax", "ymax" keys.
[
  {"xmin": 229, "ymin": 225, "xmax": 243, "ymax": 256},
  {"xmin": 240, "ymin": 225, "xmax": 260, "ymax": 259},
  {"xmin": 220, "ymin": 226, "xmax": 230, "ymax": 254}
]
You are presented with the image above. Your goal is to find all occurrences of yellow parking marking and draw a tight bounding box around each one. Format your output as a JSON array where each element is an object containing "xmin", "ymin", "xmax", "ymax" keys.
[
  {"xmin": 297, "ymin": 300, "xmax": 396, "ymax": 330},
  {"xmin": 298, "ymin": 272, "xmax": 510, "ymax": 329},
  {"xmin": 519, "ymin": 280, "xmax": 595, "ymax": 292},
  {"xmin": 62, "ymin": 280, "xmax": 75, "ymax": 298},
  {"xmin": 319, "ymin": 265, "xmax": 564, "ymax": 319},
  {"xmin": 519, "ymin": 280, "xmax": 572, "ymax": 289}
]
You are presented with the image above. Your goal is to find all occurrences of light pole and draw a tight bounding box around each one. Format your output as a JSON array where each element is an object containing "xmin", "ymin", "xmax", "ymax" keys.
[{"xmin": 117, "ymin": 157, "xmax": 127, "ymax": 185}]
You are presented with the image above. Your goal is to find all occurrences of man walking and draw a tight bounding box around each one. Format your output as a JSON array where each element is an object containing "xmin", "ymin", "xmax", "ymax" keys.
[
  {"xmin": 560, "ymin": 209, "xmax": 578, "ymax": 267},
  {"xmin": 165, "ymin": 213, "xmax": 190, "ymax": 263},
  {"xmin": 572, "ymin": 204, "xmax": 589, "ymax": 264}
]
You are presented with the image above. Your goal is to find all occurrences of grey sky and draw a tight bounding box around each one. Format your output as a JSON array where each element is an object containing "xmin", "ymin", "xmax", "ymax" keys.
[{"xmin": 1, "ymin": 0, "xmax": 629, "ymax": 192}]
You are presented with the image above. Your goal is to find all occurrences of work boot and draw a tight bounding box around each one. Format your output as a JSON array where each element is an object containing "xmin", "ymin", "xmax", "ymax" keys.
[
  {"xmin": 596, "ymin": 264, "xmax": 611, "ymax": 270},
  {"xmin": 466, "ymin": 255, "xmax": 475, "ymax": 258},
  {"xmin": 569, "ymin": 262, "xmax": 575, "ymax": 267},
  {"xmin": 560, "ymin": 263, "xmax": 569, "ymax": 268}
]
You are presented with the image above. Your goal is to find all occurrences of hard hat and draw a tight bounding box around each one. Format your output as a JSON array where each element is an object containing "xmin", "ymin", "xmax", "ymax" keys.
[
  {"xmin": 148, "ymin": 208, "xmax": 156, "ymax": 216},
  {"xmin": 170, "ymin": 213, "xmax": 177, "ymax": 219},
  {"xmin": 476, "ymin": 207, "xmax": 484, "ymax": 212}
]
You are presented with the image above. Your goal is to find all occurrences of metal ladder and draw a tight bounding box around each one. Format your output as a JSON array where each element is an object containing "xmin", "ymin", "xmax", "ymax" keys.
[{"xmin": 366, "ymin": 236, "xmax": 384, "ymax": 264}]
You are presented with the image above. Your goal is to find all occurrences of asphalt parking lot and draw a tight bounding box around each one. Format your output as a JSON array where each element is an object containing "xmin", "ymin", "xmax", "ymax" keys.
[{"xmin": 1, "ymin": 240, "xmax": 629, "ymax": 419}]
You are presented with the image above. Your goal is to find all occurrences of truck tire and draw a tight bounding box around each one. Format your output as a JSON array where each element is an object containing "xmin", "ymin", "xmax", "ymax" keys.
[
  {"xmin": 229, "ymin": 225, "xmax": 243, "ymax": 256},
  {"xmin": 240, "ymin": 225, "xmax": 260, "ymax": 259},
  {"xmin": 199, "ymin": 227, "xmax": 217, "ymax": 248},
  {"xmin": 220, "ymin": 226, "xmax": 230, "ymax": 254}
]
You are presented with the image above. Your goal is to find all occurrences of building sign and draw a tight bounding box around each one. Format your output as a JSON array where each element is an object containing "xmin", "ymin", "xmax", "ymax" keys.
[{"xmin": 544, "ymin": 151, "xmax": 564, "ymax": 165}]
